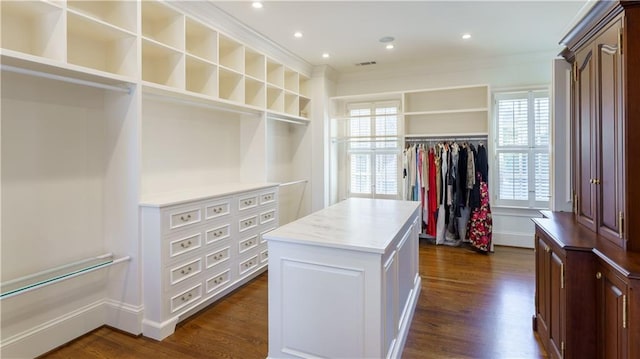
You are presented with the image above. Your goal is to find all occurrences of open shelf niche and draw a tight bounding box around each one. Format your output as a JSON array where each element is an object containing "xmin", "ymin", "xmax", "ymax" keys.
[
  {"xmin": 141, "ymin": 0, "xmax": 184, "ymax": 50},
  {"xmin": 142, "ymin": 39, "xmax": 185, "ymax": 89},
  {"xmin": 185, "ymin": 17, "xmax": 217, "ymax": 63},
  {"xmin": 67, "ymin": 0, "xmax": 138, "ymax": 33}
]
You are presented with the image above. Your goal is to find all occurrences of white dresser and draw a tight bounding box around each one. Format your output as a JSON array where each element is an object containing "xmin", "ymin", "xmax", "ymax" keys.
[
  {"xmin": 140, "ymin": 183, "xmax": 278, "ymax": 340},
  {"xmin": 265, "ymin": 198, "xmax": 421, "ymax": 359}
]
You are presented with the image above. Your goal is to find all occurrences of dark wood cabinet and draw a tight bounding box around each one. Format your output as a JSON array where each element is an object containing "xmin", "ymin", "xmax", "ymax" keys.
[
  {"xmin": 533, "ymin": 221, "xmax": 596, "ymax": 359},
  {"xmin": 572, "ymin": 12, "xmax": 625, "ymax": 248}
]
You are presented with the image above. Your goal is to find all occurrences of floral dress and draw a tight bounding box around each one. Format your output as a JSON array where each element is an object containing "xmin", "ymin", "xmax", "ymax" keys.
[{"xmin": 467, "ymin": 174, "xmax": 492, "ymax": 252}]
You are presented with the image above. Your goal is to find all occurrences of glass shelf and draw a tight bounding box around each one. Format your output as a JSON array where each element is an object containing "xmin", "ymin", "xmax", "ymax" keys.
[{"xmin": 1, "ymin": 254, "xmax": 116, "ymax": 299}]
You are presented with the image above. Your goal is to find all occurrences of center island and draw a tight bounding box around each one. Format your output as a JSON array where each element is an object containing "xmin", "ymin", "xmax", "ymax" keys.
[{"xmin": 264, "ymin": 198, "xmax": 422, "ymax": 359}]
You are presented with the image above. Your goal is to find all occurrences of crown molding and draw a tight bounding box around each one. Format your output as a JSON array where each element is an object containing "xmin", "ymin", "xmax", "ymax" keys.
[{"xmin": 169, "ymin": 1, "xmax": 314, "ymax": 76}]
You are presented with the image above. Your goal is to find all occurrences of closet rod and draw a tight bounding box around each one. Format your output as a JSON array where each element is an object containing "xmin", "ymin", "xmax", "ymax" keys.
[
  {"xmin": 267, "ymin": 115, "xmax": 309, "ymax": 125},
  {"xmin": 1, "ymin": 65, "xmax": 132, "ymax": 94},
  {"xmin": 405, "ymin": 134, "xmax": 488, "ymax": 143},
  {"xmin": 0, "ymin": 254, "xmax": 131, "ymax": 300},
  {"xmin": 143, "ymin": 92, "xmax": 262, "ymax": 117},
  {"xmin": 279, "ymin": 179, "xmax": 308, "ymax": 187}
]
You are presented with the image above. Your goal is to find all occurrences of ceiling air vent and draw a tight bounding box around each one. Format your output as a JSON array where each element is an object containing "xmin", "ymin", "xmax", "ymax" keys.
[{"xmin": 355, "ymin": 61, "xmax": 377, "ymax": 66}]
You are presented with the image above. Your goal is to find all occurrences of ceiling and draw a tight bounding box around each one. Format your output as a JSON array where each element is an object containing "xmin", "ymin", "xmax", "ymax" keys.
[{"xmin": 212, "ymin": 1, "xmax": 590, "ymax": 74}]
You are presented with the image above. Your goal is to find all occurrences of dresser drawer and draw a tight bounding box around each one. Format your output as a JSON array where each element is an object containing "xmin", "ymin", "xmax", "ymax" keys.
[
  {"xmin": 206, "ymin": 269, "xmax": 231, "ymax": 294},
  {"xmin": 260, "ymin": 209, "xmax": 277, "ymax": 225},
  {"xmin": 239, "ymin": 215, "xmax": 258, "ymax": 232},
  {"xmin": 206, "ymin": 246, "xmax": 231, "ymax": 269},
  {"xmin": 168, "ymin": 257, "xmax": 202, "ymax": 287},
  {"xmin": 239, "ymin": 235, "xmax": 259, "ymax": 254},
  {"xmin": 206, "ymin": 223, "xmax": 231, "ymax": 245},
  {"xmin": 238, "ymin": 194, "xmax": 259, "ymax": 211},
  {"xmin": 170, "ymin": 283, "xmax": 202, "ymax": 314},
  {"xmin": 260, "ymin": 190, "xmax": 277, "ymax": 205},
  {"xmin": 205, "ymin": 200, "xmax": 230, "ymax": 220},
  {"xmin": 169, "ymin": 233, "xmax": 202, "ymax": 259},
  {"xmin": 260, "ymin": 248, "xmax": 269, "ymax": 264},
  {"xmin": 168, "ymin": 207, "xmax": 202, "ymax": 231},
  {"xmin": 239, "ymin": 255, "xmax": 259, "ymax": 276},
  {"xmin": 260, "ymin": 227, "xmax": 276, "ymax": 244}
]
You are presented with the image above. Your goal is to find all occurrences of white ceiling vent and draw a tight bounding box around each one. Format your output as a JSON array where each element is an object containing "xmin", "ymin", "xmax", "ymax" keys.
[{"xmin": 355, "ymin": 61, "xmax": 377, "ymax": 66}]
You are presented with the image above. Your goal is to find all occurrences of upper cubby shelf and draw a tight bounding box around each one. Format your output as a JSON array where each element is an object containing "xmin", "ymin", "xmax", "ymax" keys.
[
  {"xmin": 403, "ymin": 85, "xmax": 488, "ymax": 114},
  {"xmin": 1, "ymin": 1, "xmax": 66, "ymax": 62},
  {"xmin": 142, "ymin": 0, "xmax": 185, "ymax": 51},
  {"xmin": 67, "ymin": 0, "xmax": 137, "ymax": 33},
  {"xmin": 1, "ymin": 0, "xmax": 312, "ymax": 123}
]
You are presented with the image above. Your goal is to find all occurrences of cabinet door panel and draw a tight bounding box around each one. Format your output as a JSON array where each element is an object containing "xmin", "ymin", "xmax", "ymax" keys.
[
  {"xmin": 597, "ymin": 267, "xmax": 627, "ymax": 359},
  {"xmin": 549, "ymin": 251, "xmax": 564, "ymax": 359},
  {"xmin": 596, "ymin": 19, "xmax": 625, "ymax": 247},
  {"xmin": 576, "ymin": 46, "xmax": 597, "ymax": 232},
  {"xmin": 536, "ymin": 236, "xmax": 550, "ymax": 339}
]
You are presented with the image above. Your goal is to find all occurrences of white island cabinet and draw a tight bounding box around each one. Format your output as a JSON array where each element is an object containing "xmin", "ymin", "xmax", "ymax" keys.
[{"xmin": 265, "ymin": 198, "xmax": 421, "ymax": 359}]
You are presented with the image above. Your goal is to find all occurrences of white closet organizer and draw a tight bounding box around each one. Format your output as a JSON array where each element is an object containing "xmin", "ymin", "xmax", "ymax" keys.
[
  {"xmin": 1, "ymin": 0, "xmax": 313, "ymax": 356},
  {"xmin": 140, "ymin": 184, "xmax": 278, "ymax": 340}
]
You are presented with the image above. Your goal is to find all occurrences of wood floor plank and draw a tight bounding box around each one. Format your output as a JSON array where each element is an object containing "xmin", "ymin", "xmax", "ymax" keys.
[{"xmin": 40, "ymin": 242, "xmax": 547, "ymax": 358}]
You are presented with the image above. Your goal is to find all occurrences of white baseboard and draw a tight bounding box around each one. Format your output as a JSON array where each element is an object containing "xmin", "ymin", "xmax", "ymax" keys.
[
  {"xmin": 0, "ymin": 300, "xmax": 105, "ymax": 359},
  {"xmin": 492, "ymin": 231, "xmax": 534, "ymax": 249},
  {"xmin": 104, "ymin": 300, "xmax": 144, "ymax": 335}
]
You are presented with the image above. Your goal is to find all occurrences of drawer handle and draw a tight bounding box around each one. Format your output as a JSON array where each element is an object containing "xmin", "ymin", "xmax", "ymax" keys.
[
  {"xmin": 596, "ymin": 271, "xmax": 602, "ymax": 279},
  {"xmin": 181, "ymin": 266, "xmax": 192, "ymax": 275},
  {"xmin": 214, "ymin": 230, "xmax": 223, "ymax": 237},
  {"xmin": 181, "ymin": 293, "xmax": 193, "ymax": 302},
  {"xmin": 214, "ymin": 253, "xmax": 224, "ymax": 260},
  {"xmin": 214, "ymin": 276, "xmax": 225, "ymax": 285},
  {"xmin": 181, "ymin": 240, "xmax": 192, "ymax": 248},
  {"xmin": 244, "ymin": 200, "xmax": 253, "ymax": 205},
  {"xmin": 180, "ymin": 214, "xmax": 192, "ymax": 221}
]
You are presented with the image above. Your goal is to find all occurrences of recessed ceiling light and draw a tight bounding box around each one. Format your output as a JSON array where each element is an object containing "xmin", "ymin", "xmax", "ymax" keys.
[
  {"xmin": 386, "ymin": 44, "xmax": 394, "ymax": 50},
  {"xmin": 252, "ymin": 2, "xmax": 263, "ymax": 9},
  {"xmin": 379, "ymin": 36, "xmax": 395, "ymax": 43},
  {"xmin": 294, "ymin": 31, "xmax": 303, "ymax": 38},
  {"xmin": 462, "ymin": 33, "xmax": 472, "ymax": 40},
  {"xmin": 322, "ymin": 53, "xmax": 330, "ymax": 59}
]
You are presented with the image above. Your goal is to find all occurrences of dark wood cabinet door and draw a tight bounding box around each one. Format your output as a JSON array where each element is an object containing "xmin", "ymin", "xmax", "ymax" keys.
[
  {"xmin": 575, "ymin": 45, "xmax": 597, "ymax": 232},
  {"xmin": 536, "ymin": 235, "xmax": 550, "ymax": 341},
  {"xmin": 548, "ymin": 250, "xmax": 565, "ymax": 359},
  {"xmin": 597, "ymin": 265, "xmax": 628, "ymax": 359},
  {"xmin": 596, "ymin": 18, "xmax": 625, "ymax": 247}
]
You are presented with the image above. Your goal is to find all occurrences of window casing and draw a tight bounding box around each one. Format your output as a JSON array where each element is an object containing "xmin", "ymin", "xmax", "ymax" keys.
[
  {"xmin": 494, "ymin": 90, "xmax": 550, "ymax": 208},
  {"xmin": 346, "ymin": 101, "xmax": 401, "ymax": 199}
]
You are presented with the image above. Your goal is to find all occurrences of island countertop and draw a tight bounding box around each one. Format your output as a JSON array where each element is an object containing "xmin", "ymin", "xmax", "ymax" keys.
[{"xmin": 264, "ymin": 198, "xmax": 421, "ymax": 254}]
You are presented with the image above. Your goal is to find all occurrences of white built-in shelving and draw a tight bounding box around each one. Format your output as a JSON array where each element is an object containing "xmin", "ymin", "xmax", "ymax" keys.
[{"xmin": 1, "ymin": 0, "xmax": 313, "ymax": 355}]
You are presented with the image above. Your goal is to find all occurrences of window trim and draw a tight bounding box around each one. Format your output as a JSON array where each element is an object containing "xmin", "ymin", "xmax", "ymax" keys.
[{"xmin": 493, "ymin": 89, "xmax": 550, "ymax": 209}]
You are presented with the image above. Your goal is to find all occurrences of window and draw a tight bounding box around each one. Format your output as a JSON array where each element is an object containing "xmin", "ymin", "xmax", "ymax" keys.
[
  {"xmin": 495, "ymin": 90, "xmax": 550, "ymax": 208},
  {"xmin": 346, "ymin": 102, "xmax": 400, "ymax": 198}
]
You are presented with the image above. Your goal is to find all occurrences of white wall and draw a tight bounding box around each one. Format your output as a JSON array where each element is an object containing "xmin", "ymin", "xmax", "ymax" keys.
[{"xmin": 332, "ymin": 50, "xmax": 566, "ymax": 248}]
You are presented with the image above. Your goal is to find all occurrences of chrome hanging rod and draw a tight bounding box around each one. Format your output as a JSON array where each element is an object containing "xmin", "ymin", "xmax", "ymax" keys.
[{"xmin": 1, "ymin": 65, "xmax": 132, "ymax": 94}]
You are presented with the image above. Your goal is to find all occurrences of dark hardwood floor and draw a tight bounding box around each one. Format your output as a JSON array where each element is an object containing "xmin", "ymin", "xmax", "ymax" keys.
[{"xmin": 41, "ymin": 242, "xmax": 547, "ymax": 358}]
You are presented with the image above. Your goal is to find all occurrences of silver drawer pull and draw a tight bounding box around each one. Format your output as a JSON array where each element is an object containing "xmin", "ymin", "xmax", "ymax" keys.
[
  {"xmin": 181, "ymin": 266, "xmax": 192, "ymax": 275},
  {"xmin": 181, "ymin": 240, "xmax": 192, "ymax": 248},
  {"xmin": 180, "ymin": 214, "xmax": 192, "ymax": 221},
  {"xmin": 181, "ymin": 293, "xmax": 193, "ymax": 301}
]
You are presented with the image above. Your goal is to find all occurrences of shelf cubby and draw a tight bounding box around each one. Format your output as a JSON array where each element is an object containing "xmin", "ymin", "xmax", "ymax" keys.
[
  {"xmin": 142, "ymin": 39, "xmax": 185, "ymax": 89},
  {"xmin": 67, "ymin": 12, "xmax": 137, "ymax": 77},
  {"xmin": 219, "ymin": 34, "xmax": 244, "ymax": 73},
  {"xmin": 284, "ymin": 68, "xmax": 299, "ymax": 93},
  {"xmin": 267, "ymin": 86, "xmax": 284, "ymax": 113},
  {"xmin": 218, "ymin": 68, "xmax": 244, "ymax": 103},
  {"xmin": 403, "ymin": 86, "xmax": 488, "ymax": 113},
  {"xmin": 299, "ymin": 75, "xmax": 310, "ymax": 98},
  {"xmin": 1, "ymin": 1, "xmax": 65, "ymax": 61},
  {"xmin": 185, "ymin": 17, "xmax": 217, "ymax": 63},
  {"xmin": 67, "ymin": 0, "xmax": 137, "ymax": 33},
  {"xmin": 267, "ymin": 60, "xmax": 284, "ymax": 88},
  {"xmin": 284, "ymin": 93, "xmax": 299, "ymax": 116},
  {"xmin": 141, "ymin": 0, "xmax": 184, "ymax": 50},
  {"xmin": 299, "ymin": 97, "xmax": 311, "ymax": 119},
  {"xmin": 186, "ymin": 55, "xmax": 217, "ymax": 97},
  {"xmin": 245, "ymin": 77, "xmax": 265, "ymax": 108},
  {"xmin": 245, "ymin": 49, "xmax": 265, "ymax": 81},
  {"xmin": 405, "ymin": 111, "xmax": 488, "ymax": 135}
]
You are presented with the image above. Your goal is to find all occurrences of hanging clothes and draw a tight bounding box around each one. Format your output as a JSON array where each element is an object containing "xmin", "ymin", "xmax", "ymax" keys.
[{"xmin": 467, "ymin": 143, "xmax": 492, "ymax": 253}]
